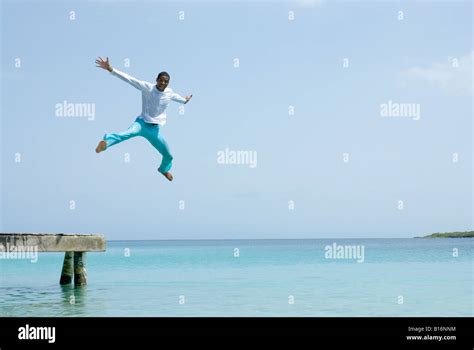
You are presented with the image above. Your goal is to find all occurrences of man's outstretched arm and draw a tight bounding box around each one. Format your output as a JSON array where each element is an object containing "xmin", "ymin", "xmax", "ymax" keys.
[
  {"xmin": 95, "ymin": 56, "xmax": 148, "ymax": 91},
  {"xmin": 171, "ymin": 92, "xmax": 193, "ymax": 104}
]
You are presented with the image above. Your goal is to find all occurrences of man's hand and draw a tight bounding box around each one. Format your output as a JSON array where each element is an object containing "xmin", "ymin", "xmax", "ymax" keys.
[
  {"xmin": 95, "ymin": 57, "xmax": 113, "ymax": 72},
  {"xmin": 184, "ymin": 94, "xmax": 193, "ymax": 104}
]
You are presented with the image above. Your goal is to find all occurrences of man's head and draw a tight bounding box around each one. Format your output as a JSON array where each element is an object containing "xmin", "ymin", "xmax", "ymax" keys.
[{"xmin": 156, "ymin": 72, "xmax": 170, "ymax": 92}]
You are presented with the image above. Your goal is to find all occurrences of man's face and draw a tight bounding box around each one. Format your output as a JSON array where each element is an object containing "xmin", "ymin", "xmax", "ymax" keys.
[{"xmin": 156, "ymin": 76, "xmax": 169, "ymax": 91}]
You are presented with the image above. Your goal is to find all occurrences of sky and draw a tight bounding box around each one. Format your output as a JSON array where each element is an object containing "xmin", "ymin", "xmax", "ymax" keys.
[{"xmin": 1, "ymin": 0, "xmax": 472, "ymax": 239}]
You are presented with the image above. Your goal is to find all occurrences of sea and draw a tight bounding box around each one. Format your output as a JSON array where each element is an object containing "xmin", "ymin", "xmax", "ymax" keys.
[{"xmin": 0, "ymin": 239, "xmax": 472, "ymax": 317}]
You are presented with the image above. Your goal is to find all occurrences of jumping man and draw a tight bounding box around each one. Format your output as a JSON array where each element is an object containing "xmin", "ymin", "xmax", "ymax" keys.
[{"xmin": 95, "ymin": 57, "xmax": 193, "ymax": 181}]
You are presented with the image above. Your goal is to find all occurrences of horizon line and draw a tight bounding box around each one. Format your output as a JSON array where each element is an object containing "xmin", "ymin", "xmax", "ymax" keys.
[{"xmin": 107, "ymin": 237, "xmax": 421, "ymax": 241}]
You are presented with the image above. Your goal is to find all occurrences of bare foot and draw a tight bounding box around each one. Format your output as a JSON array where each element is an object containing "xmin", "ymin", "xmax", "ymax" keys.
[
  {"xmin": 95, "ymin": 140, "xmax": 107, "ymax": 153},
  {"xmin": 159, "ymin": 171, "xmax": 173, "ymax": 181}
]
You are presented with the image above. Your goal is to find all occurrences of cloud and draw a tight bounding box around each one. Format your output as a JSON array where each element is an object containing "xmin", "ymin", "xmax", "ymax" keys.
[{"xmin": 401, "ymin": 51, "xmax": 473, "ymax": 96}]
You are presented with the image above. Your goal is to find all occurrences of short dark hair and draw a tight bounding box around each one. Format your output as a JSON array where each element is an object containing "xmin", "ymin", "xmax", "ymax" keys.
[{"xmin": 157, "ymin": 71, "xmax": 170, "ymax": 81}]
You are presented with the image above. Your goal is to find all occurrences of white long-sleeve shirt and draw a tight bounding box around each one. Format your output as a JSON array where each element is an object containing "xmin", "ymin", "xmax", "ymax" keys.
[{"xmin": 110, "ymin": 68, "xmax": 187, "ymax": 126}]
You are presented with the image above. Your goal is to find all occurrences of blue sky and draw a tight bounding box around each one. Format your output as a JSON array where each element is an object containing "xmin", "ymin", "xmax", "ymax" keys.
[{"xmin": 1, "ymin": 0, "xmax": 472, "ymax": 239}]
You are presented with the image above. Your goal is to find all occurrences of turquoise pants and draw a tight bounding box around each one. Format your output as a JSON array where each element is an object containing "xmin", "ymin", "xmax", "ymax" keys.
[{"xmin": 103, "ymin": 117, "xmax": 173, "ymax": 173}]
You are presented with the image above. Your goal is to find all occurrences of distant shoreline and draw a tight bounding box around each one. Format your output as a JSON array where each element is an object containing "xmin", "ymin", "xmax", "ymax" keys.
[{"xmin": 415, "ymin": 231, "xmax": 474, "ymax": 238}]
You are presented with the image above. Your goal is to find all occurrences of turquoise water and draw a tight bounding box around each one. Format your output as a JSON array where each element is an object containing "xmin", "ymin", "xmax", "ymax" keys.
[{"xmin": 0, "ymin": 239, "xmax": 472, "ymax": 316}]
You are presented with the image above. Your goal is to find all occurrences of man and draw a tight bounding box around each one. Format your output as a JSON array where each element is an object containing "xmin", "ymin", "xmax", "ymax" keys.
[{"xmin": 95, "ymin": 56, "xmax": 193, "ymax": 181}]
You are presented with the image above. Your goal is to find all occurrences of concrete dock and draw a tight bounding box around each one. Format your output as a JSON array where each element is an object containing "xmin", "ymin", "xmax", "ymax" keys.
[{"xmin": 0, "ymin": 233, "xmax": 106, "ymax": 286}]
